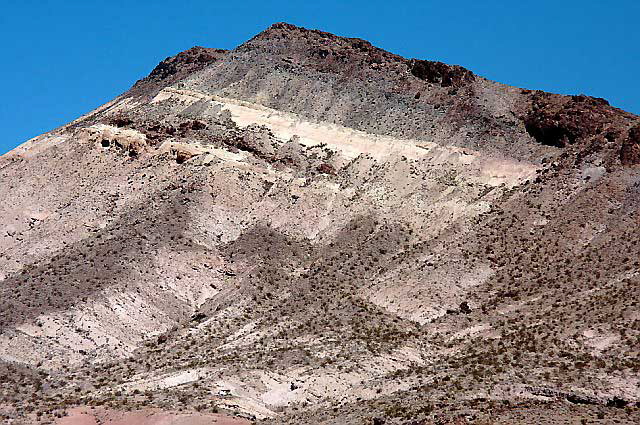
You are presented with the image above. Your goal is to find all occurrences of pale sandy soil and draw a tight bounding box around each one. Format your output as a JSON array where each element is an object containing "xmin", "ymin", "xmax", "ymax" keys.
[{"xmin": 54, "ymin": 407, "xmax": 250, "ymax": 425}]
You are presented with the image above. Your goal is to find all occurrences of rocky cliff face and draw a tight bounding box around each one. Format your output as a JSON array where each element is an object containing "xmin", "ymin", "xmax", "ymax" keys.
[{"xmin": 1, "ymin": 23, "xmax": 639, "ymax": 425}]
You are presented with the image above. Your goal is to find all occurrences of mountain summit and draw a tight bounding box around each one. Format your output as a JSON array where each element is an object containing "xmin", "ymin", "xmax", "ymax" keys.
[{"xmin": 1, "ymin": 23, "xmax": 639, "ymax": 424}]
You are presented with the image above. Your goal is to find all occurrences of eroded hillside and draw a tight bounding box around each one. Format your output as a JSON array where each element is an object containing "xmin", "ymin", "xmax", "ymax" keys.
[{"xmin": 1, "ymin": 23, "xmax": 639, "ymax": 425}]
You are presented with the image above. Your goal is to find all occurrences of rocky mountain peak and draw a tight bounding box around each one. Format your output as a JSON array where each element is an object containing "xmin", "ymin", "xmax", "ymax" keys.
[{"xmin": 1, "ymin": 23, "xmax": 639, "ymax": 425}]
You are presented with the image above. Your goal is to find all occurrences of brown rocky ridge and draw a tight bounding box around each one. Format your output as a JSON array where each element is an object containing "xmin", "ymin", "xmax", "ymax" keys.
[{"xmin": 1, "ymin": 23, "xmax": 639, "ymax": 424}]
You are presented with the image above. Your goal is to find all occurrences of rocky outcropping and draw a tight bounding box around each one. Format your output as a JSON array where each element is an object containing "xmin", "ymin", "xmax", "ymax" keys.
[
  {"xmin": 126, "ymin": 46, "xmax": 227, "ymax": 99},
  {"xmin": 409, "ymin": 59, "xmax": 475, "ymax": 87},
  {"xmin": 620, "ymin": 124, "xmax": 640, "ymax": 165}
]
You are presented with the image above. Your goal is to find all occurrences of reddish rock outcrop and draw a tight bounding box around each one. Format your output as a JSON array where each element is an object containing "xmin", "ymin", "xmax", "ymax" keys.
[
  {"xmin": 620, "ymin": 124, "xmax": 640, "ymax": 165},
  {"xmin": 126, "ymin": 46, "xmax": 227, "ymax": 98},
  {"xmin": 522, "ymin": 93, "xmax": 616, "ymax": 148},
  {"xmin": 518, "ymin": 91, "xmax": 640, "ymax": 166},
  {"xmin": 409, "ymin": 59, "xmax": 475, "ymax": 87}
]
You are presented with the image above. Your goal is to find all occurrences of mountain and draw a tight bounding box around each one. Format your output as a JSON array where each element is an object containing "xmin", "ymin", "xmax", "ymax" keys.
[{"xmin": 1, "ymin": 22, "xmax": 639, "ymax": 424}]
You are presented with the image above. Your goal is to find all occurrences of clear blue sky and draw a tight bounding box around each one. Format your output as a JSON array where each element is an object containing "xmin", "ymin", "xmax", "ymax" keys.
[{"xmin": 1, "ymin": 0, "xmax": 638, "ymax": 155}]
